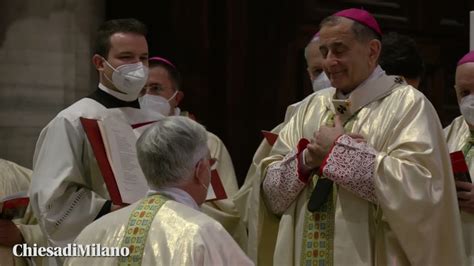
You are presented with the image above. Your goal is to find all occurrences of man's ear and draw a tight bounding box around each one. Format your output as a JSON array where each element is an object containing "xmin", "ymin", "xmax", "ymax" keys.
[
  {"xmin": 175, "ymin": 91, "xmax": 184, "ymax": 105},
  {"xmin": 92, "ymin": 54, "xmax": 105, "ymax": 71},
  {"xmin": 193, "ymin": 159, "xmax": 206, "ymax": 183},
  {"xmin": 368, "ymin": 39, "xmax": 381, "ymax": 66}
]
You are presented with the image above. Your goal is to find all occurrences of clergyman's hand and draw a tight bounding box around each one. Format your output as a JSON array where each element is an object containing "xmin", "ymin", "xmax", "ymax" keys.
[
  {"xmin": 110, "ymin": 204, "xmax": 125, "ymax": 212},
  {"xmin": 315, "ymin": 115, "xmax": 345, "ymax": 154},
  {"xmin": 457, "ymin": 181, "xmax": 474, "ymax": 214},
  {"xmin": 303, "ymin": 115, "xmax": 345, "ymax": 169},
  {"xmin": 0, "ymin": 219, "xmax": 23, "ymax": 247}
]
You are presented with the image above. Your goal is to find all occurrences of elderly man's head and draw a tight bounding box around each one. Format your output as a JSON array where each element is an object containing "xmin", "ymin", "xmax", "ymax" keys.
[
  {"xmin": 136, "ymin": 116, "xmax": 211, "ymax": 205},
  {"xmin": 455, "ymin": 51, "xmax": 474, "ymax": 128},
  {"xmin": 318, "ymin": 9, "xmax": 382, "ymax": 94}
]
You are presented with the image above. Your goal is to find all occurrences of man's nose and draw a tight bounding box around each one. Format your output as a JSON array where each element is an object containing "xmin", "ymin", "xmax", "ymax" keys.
[{"xmin": 325, "ymin": 51, "xmax": 339, "ymax": 66}]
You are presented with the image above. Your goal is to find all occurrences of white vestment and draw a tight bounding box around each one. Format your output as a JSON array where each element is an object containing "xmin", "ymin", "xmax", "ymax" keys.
[
  {"xmin": 445, "ymin": 115, "xmax": 474, "ymax": 265},
  {"xmin": 64, "ymin": 188, "xmax": 253, "ymax": 265},
  {"xmin": 30, "ymin": 92, "xmax": 158, "ymax": 251},
  {"xmin": 0, "ymin": 159, "xmax": 45, "ymax": 266},
  {"xmin": 244, "ymin": 71, "xmax": 466, "ymax": 265}
]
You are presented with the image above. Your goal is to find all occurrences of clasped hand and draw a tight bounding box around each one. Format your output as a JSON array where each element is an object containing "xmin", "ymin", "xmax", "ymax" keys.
[
  {"xmin": 304, "ymin": 115, "xmax": 365, "ymax": 169},
  {"xmin": 304, "ymin": 115, "xmax": 345, "ymax": 169},
  {"xmin": 457, "ymin": 181, "xmax": 474, "ymax": 214},
  {"xmin": 0, "ymin": 219, "xmax": 23, "ymax": 247}
]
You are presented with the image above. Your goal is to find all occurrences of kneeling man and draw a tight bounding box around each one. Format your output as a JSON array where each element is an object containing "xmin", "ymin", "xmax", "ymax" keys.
[{"xmin": 66, "ymin": 116, "xmax": 252, "ymax": 265}]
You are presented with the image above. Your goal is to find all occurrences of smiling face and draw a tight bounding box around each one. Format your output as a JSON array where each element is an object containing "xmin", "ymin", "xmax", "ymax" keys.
[{"xmin": 318, "ymin": 18, "xmax": 380, "ymax": 94}]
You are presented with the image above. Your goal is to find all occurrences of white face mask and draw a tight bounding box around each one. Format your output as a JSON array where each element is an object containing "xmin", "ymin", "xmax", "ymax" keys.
[
  {"xmin": 461, "ymin": 94, "xmax": 474, "ymax": 126},
  {"xmin": 103, "ymin": 59, "xmax": 149, "ymax": 99},
  {"xmin": 312, "ymin": 72, "xmax": 331, "ymax": 92},
  {"xmin": 139, "ymin": 90, "xmax": 179, "ymax": 116}
]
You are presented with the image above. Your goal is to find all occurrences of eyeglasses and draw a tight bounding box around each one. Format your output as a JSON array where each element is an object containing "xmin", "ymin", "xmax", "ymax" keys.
[{"xmin": 195, "ymin": 157, "xmax": 217, "ymax": 169}]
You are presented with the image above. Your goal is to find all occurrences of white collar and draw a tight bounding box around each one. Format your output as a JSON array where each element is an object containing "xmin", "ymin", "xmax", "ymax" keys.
[
  {"xmin": 98, "ymin": 83, "xmax": 138, "ymax": 102},
  {"xmin": 147, "ymin": 187, "xmax": 200, "ymax": 211},
  {"xmin": 354, "ymin": 65, "xmax": 385, "ymax": 92},
  {"xmin": 335, "ymin": 65, "xmax": 385, "ymax": 100},
  {"xmin": 329, "ymin": 66, "xmax": 405, "ymax": 121}
]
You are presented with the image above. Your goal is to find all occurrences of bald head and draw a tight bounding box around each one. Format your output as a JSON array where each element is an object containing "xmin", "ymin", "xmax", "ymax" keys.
[
  {"xmin": 455, "ymin": 61, "xmax": 474, "ymax": 128},
  {"xmin": 305, "ymin": 39, "xmax": 324, "ymax": 80},
  {"xmin": 455, "ymin": 62, "xmax": 474, "ymax": 103}
]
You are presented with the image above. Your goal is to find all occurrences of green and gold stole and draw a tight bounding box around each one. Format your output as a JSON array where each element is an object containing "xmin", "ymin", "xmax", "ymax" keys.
[
  {"xmin": 462, "ymin": 131, "xmax": 474, "ymax": 167},
  {"xmin": 300, "ymin": 111, "xmax": 358, "ymax": 266},
  {"xmin": 118, "ymin": 194, "xmax": 169, "ymax": 266}
]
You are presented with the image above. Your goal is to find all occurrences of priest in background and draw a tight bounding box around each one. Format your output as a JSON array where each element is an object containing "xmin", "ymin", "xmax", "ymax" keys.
[
  {"xmin": 232, "ymin": 30, "xmax": 331, "ymax": 261},
  {"xmin": 29, "ymin": 18, "xmax": 158, "ymax": 265},
  {"xmin": 379, "ymin": 31, "xmax": 425, "ymax": 88},
  {"xmin": 247, "ymin": 8, "xmax": 465, "ymax": 265},
  {"xmin": 139, "ymin": 56, "xmax": 239, "ymax": 197},
  {"xmin": 65, "ymin": 116, "xmax": 253, "ymax": 265},
  {"xmin": 444, "ymin": 50, "xmax": 474, "ymax": 265},
  {"xmin": 0, "ymin": 159, "xmax": 45, "ymax": 266},
  {"xmin": 138, "ymin": 56, "xmax": 246, "ymax": 246}
]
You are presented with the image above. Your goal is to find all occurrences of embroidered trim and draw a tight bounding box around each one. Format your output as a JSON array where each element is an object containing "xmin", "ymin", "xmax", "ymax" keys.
[
  {"xmin": 301, "ymin": 178, "xmax": 335, "ymax": 266},
  {"xmin": 54, "ymin": 189, "xmax": 87, "ymax": 227},
  {"xmin": 300, "ymin": 111, "xmax": 359, "ymax": 266},
  {"xmin": 297, "ymin": 138, "xmax": 312, "ymax": 182},
  {"xmin": 118, "ymin": 194, "xmax": 168, "ymax": 265},
  {"xmin": 322, "ymin": 134, "xmax": 377, "ymax": 203},
  {"xmin": 263, "ymin": 150, "xmax": 307, "ymax": 215}
]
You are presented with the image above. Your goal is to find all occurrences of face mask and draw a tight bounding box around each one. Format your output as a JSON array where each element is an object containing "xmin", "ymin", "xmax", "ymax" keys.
[
  {"xmin": 461, "ymin": 94, "xmax": 474, "ymax": 125},
  {"xmin": 103, "ymin": 59, "xmax": 149, "ymax": 99},
  {"xmin": 312, "ymin": 72, "xmax": 331, "ymax": 92},
  {"xmin": 139, "ymin": 90, "xmax": 179, "ymax": 116}
]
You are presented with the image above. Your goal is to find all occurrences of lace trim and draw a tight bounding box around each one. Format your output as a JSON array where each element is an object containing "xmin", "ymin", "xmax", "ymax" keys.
[
  {"xmin": 321, "ymin": 134, "xmax": 378, "ymax": 203},
  {"xmin": 54, "ymin": 189, "xmax": 87, "ymax": 227},
  {"xmin": 263, "ymin": 150, "xmax": 307, "ymax": 214}
]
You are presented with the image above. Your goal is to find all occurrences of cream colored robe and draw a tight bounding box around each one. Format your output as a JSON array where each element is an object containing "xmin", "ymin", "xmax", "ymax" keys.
[
  {"xmin": 232, "ymin": 92, "xmax": 319, "ymax": 260},
  {"xmin": 445, "ymin": 115, "xmax": 474, "ymax": 265},
  {"xmin": 65, "ymin": 195, "xmax": 253, "ymax": 265},
  {"xmin": 201, "ymin": 131, "xmax": 248, "ymax": 246},
  {"xmin": 247, "ymin": 74, "xmax": 465, "ymax": 265},
  {"xmin": 206, "ymin": 131, "xmax": 238, "ymax": 196},
  {"xmin": 30, "ymin": 98, "xmax": 159, "ymax": 250},
  {"xmin": 0, "ymin": 159, "xmax": 45, "ymax": 266}
]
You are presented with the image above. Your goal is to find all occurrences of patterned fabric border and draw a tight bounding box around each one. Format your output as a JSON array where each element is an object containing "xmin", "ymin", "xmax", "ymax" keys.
[
  {"xmin": 300, "ymin": 111, "xmax": 359, "ymax": 266},
  {"xmin": 118, "ymin": 194, "xmax": 168, "ymax": 266},
  {"xmin": 301, "ymin": 179, "xmax": 336, "ymax": 266}
]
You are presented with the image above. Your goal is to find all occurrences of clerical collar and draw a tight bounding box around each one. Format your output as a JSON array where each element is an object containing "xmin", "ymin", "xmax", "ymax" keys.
[
  {"xmin": 147, "ymin": 187, "xmax": 200, "ymax": 211},
  {"xmin": 86, "ymin": 83, "xmax": 140, "ymax": 109},
  {"xmin": 335, "ymin": 65, "xmax": 385, "ymax": 99},
  {"xmin": 330, "ymin": 66, "xmax": 399, "ymax": 119}
]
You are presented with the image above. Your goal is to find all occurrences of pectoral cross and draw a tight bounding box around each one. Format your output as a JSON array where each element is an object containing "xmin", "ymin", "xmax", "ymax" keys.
[
  {"xmin": 394, "ymin": 76, "xmax": 404, "ymax": 84},
  {"xmin": 337, "ymin": 105, "xmax": 347, "ymax": 114}
]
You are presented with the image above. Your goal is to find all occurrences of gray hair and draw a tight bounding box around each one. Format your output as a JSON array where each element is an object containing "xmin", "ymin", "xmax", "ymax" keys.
[
  {"xmin": 319, "ymin": 16, "xmax": 381, "ymax": 42},
  {"xmin": 303, "ymin": 36, "xmax": 320, "ymax": 62},
  {"xmin": 136, "ymin": 116, "xmax": 208, "ymax": 189}
]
